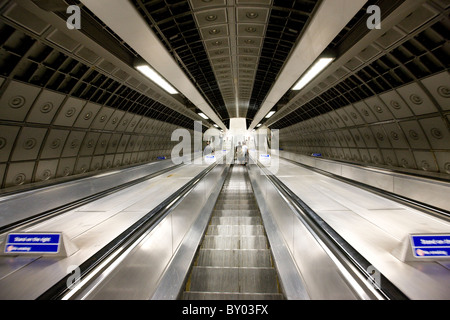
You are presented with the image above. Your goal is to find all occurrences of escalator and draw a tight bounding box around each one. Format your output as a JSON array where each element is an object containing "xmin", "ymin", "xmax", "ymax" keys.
[{"xmin": 183, "ymin": 165, "xmax": 284, "ymax": 300}]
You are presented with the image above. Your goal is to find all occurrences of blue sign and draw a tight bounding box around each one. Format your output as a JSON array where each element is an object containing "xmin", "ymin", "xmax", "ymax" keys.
[
  {"xmin": 4, "ymin": 233, "xmax": 61, "ymax": 254},
  {"xmin": 311, "ymin": 153, "xmax": 322, "ymax": 157},
  {"xmin": 410, "ymin": 235, "xmax": 450, "ymax": 258}
]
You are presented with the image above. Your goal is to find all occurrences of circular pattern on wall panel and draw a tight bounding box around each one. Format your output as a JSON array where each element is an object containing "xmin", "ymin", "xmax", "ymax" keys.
[
  {"xmin": 23, "ymin": 138, "xmax": 36, "ymax": 150},
  {"xmin": 374, "ymin": 105, "xmax": 383, "ymax": 113},
  {"xmin": 376, "ymin": 133, "xmax": 384, "ymax": 141},
  {"xmin": 386, "ymin": 157, "xmax": 394, "ymax": 165},
  {"xmin": 62, "ymin": 167, "xmax": 71, "ymax": 177},
  {"xmin": 87, "ymin": 140, "xmax": 95, "ymax": 148},
  {"xmin": 445, "ymin": 162, "xmax": 450, "ymax": 174},
  {"xmin": 83, "ymin": 112, "xmax": 93, "ymax": 120},
  {"xmin": 66, "ymin": 107, "xmax": 76, "ymax": 117},
  {"xmin": 390, "ymin": 132, "xmax": 399, "ymax": 140},
  {"xmin": 401, "ymin": 159, "xmax": 409, "ymax": 168},
  {"xmin": 410, "ymin": 94, "xmax": 423, "ymax": 105},
  {"xmin": 409, "ymin": 130, "xmax": 420, "ymax": 140},
  {"xmin": 70, "ymin": 140, "xmax": 80, "ymax": 149},
  {"xmin": 390, "ymin": 100, "xmax": 402, "ymax": 110},
  {"xmin": 40, "ymin": 102, "xmax": 53, "ymax": 113},
  {"xmin": 431, "ymin": 128, "xmax": 443, "ymax": 140},
  {"xmin": 437, "ymin": 86, "xmax": 450, "ymax": 98},
  {"xmin": 9, "ymin": 96, "xmax": 25, "ymax": 109},
  {"xmin": 50, "ymin": 139, "xmax": 61, "ymax": 149},
  {"xmin": 41, "ymin": 169, "xmax": 52, "ymax": 181},
  {"xmin": 0, "ymin": 137, "xmax": 6, "ymax": 150},
  {"xmin": 14, "ymin": 173, "xmax": 26, "ymax": 186},
  {"xmin": 420, "ymin": 161, "xmax": 430, "ymax": 171}
]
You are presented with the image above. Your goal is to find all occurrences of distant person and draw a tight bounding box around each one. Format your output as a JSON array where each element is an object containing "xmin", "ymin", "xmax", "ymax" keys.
[
  {"xmin": 242, "ymin": 141, "xmax": 248, "ymax": 165},
  {"xmin": 204, "ymin": 141, "xmax": 213, "ymax": 156},
  {"xmin": 236, "ymin": 142, "xmax": 244, "ymax": 164}
]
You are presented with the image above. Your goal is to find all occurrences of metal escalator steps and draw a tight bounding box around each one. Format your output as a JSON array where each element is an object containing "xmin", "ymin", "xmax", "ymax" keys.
[
  {"xmin": 187, "ymin": 267, "xmax": 280, "ymax": 294},
  {"xmin": 216, "ymin": 199, "xmax": 255, "ymax": 204},
  {"xmin": 212, "ymin": 210, "xmax": 260, "ymax": 217},
  {"xmin": 183, "ymin": 292, "xmax": 284, "ymax": 300},
  {"xmin": 214, "ymin": 203, "xmax": 259, "ymax": 210},
  {"xmin": 182, "ymin": 165, "xmax": 284, "ymax": 300},
  {"xmin": 196, "ymin": 249, "xmax": 273, "ymax": 268},
  {"xmin": 201, "ymin": 235, "xmax": 269, "ymax": 249},
  {"xmin": 209, "ymin": 216, "xmax": 262, "ymax": 225},
  {"xmin": 207, "ymin": 225, "xmax": 266, "ymax": 236}
]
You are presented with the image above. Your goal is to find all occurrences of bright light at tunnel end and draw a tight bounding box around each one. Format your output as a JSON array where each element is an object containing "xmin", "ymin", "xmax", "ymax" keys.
[
  {"xmin": 292, "ymin": 57, "xmax": 335, "ymax": 91},
  {"xmin": 135, "ymin": 64, "xmax": 178, "ymax": 95}
]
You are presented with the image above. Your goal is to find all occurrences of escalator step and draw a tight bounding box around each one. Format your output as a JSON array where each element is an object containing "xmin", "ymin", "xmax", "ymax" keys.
[
  {"xmin": 187, "ymin": 267, "xmax": 279, "ymax": 294},
  {"xmin": 196, "ymin": 249, "xmax": 273, "ymax": 268},
  {"xmin": 201, "ymin": 235, "xmax": 268, "ymax": 249},
  {"xmin": 212, "ymin": 210, "xmax": 260, "ymax": 217},
  {"xmin": 183, "ymin": 292, "xmax": 284, "ymax": 300},
  {"xmin": 209, "ymin": 216, "xmax": 262, "ymax": 226}
]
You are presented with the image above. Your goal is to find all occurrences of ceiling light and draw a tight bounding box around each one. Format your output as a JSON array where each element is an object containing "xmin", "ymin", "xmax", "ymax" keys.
[
  {"xmin": 213, "ymin": 124, "xmax": 219, "ymax": 128},
  {"xmin": 135, "ymin": 64, "xmax": 178, "ymax": 94},
  {"xmin": 265, "ymin": 111, "xmax": 276, "ymax": 118},
  {"xmin": 292, "ymin": 57, "xmax": 334, "ymax": 91},
  {"xmin": 256, "ymin": 124, "xmax": 262, "ymax": 128},
  {"xmin": 198, "ymin": 113, "xmax": 209, "ymax": 120}
]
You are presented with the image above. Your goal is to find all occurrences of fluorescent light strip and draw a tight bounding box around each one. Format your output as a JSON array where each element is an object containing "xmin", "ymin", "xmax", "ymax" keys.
[
  {"xmin": 266, "ymin": 111, "xmax": 276, "ymax": 119},
  {"xmin": 198, "ymin": 113, "xmax": 209, "ymax": 120},
  {"xmin": 292, "ymin": 57, "xmax": 334, "ymax": 91},
  {"xmin": 213, "ymin": 124, "xmax": 219, "ymax": 128},
  {"xmin": 256, "ymin": 124, "xmax": 262, "ymax": 128},
  {"xmin": 136, "ymin": 65, "xmax": 178, "ymax": 94}
]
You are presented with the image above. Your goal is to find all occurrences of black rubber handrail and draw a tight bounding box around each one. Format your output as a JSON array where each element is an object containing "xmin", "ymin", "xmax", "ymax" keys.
[
  {"xmin": 0, "ymin": 163, "xmax": 184, "ymax": 234},
  {"xmin": 256, "ymin": 163, "xmax": 409, "ymax": 300},
  {"xmin": 283, "ymin": 157, "xmax": 450, "ymax": 222},
  {"xmin": 37, "ymin": 161, "xmax": 221, "ymax": 300}
]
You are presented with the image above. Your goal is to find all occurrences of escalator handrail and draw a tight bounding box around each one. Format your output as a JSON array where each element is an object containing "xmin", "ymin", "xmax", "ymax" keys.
[
  {"xmin": 283, "ymin": 157, "xmax": 450, "ymax": 222},
  {"xmin": 37, "ymin": 160, "xmax": 223, "ymax": 300},
  {"xmin": 254, "ymin": 160, "xmax": 409, "ymax": 300},
  {"xmin": 0, "ymin": 163, "xmax": 184, "ymax": 234}
]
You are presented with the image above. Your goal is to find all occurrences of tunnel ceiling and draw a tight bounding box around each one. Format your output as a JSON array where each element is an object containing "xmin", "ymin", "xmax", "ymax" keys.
[
  {"xmin": 130, "ymin": 0, "xmax": 321, "ymax": 127},
  {"xmin": 269, "ymin": 0, "xmax": 450, "ymax": 130},
  {"xmin": 273, "ymin": 0, "xmax": 450, "ymax": 176}
]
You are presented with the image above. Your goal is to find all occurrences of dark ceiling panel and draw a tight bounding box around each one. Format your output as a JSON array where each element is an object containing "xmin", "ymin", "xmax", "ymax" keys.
[
  {"xmin": 132, "ymin": 0, "xmax": 229, "ymax": 122},
  {"xmin": 246, "ymin": 0, "xmax": 319, "ymax": 123},
  {"xmin": 271, "ymin": 9, "xmax": 449, "ymax": 130}
]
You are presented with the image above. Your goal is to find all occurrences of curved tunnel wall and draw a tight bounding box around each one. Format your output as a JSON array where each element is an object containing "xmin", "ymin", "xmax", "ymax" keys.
[
  {"xmin": 277, "ymin": 0, "xmax": 450, "ymax": 178},
  {"xmin": 279, "ymin": 69, "xmax": 450, "ymax": 176},
  {"xmin": 0, "ymin": 1, "xmax": 199, "ymax": 191}
]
